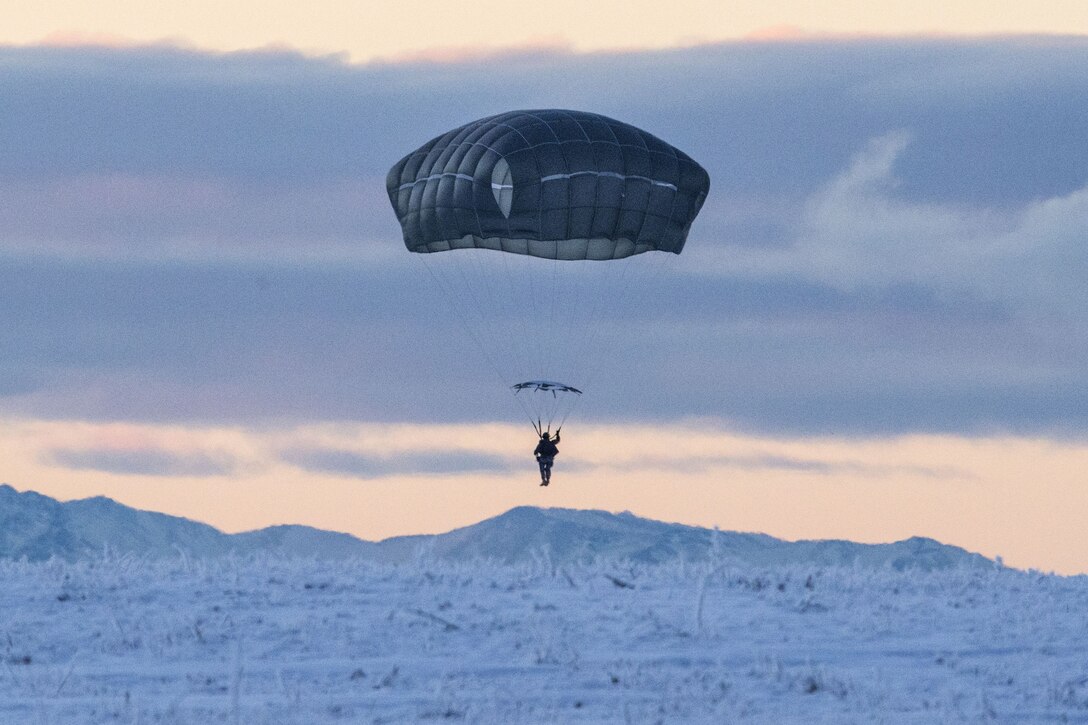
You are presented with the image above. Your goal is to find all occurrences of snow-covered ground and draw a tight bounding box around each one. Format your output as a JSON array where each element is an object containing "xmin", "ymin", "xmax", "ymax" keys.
[{"xmin": 2, "ymin": 554, "xmax": 1087, "ymax": 723}]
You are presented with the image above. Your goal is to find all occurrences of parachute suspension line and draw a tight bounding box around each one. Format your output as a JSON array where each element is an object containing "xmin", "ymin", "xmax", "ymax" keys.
[
  {"xmin": 547, "ymin": 252, "xmax": 561, "ymax": 385},
  {"xmin": 536, "ymin": 252, "xmax": 552, "ymax": 378},
  {"xmin": 514, "ymin": 389, "xmax": 555, "ymax": 438},
  {"xmin": 497, "ymin": 250, "xmax": 576, "ymax": 434},
  {"xmin": 534, "ymin": 256, "xmax": 548, "ymax": 377},
  {"xmin": 499, "ymin": 247, "xmax": 532, "ymax": 381},
  {"xmin": 510, "ymin": 382, "xmax": 541, "ymax": 431},
  {"xmin": 556, "ymin": 387, "xmax": 582, "ymax": 432},
  {"xmin": 540, "ymin": 389, "xmax": 561, "ymax": 433},
  {"xmin": 416, "ymin": 254, "xmax": 513, "ymax": 393},
  {"xmin": 448, "ymin": 250, "xmax": 503, "ymax": 373},
  {"xmin": 507, "ymin": 254, "xmax": 557, "ymax": 431},
  {"xmin": 565, "ymin": 256, "xmax": 599, "ymax": 389},
  {"xmin": 525, "ymin": 256, "xmax": 611, "ymax": 406},
  {"xmin": 568, "ymin": 252, "xmax": 641, "ymax": 396},
  {"xmin": 577, "ymin": 250, "xmax": 675, "ymax": 396},
  {"xmin": 508, "ymin": 254, "xmax": 553, "ymax": 431},
  {"xmin": 512, "ymin": 382, "xmax": 581, "ymax": 435},
  {"xmin": 421, "ymin": 247, "xmax": 669, "ymax": 438},
  {"xmin": 425, "ymin": 251, "xmax": 544, "ymax": 433},
  {"xmin": 464, "ymin": 248, "xmax": 515, "ymax": 379},
  {"xmin": 522, "ymin": 245, "xmax": 540, "ymax": 366},
  {"xmin": 463, "ymin": 252, "xmax": 532, "ymax": 424},
  {"xmin": 563, "ymin": 258, "xmax": 612, "ymax": 394},
  {"xmin": 546, "ymin": 256, "xmax": 565, "ymax": 383},
  {"xmin": 566, "ymin": 262, "xmax": 596, "ymax": 386},
  {"xmin": 557, "ymin": 264, "xmax": 591, "ymax": 389},
  {"xmin": 525, "ymin": 258, "xmax": 544, "ymax": 381}
]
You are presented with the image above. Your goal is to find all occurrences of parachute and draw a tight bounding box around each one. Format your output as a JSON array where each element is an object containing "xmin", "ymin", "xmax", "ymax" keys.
[
  {"xmin": 514, "ymin": 381, "xmax": 583, "ymax": 436},
  {"xmin": 387, "ymin": 109, "xmax": 709, "ymax": 431}
]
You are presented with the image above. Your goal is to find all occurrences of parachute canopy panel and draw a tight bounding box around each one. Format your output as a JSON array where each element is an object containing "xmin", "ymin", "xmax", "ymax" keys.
[
  {"xmin": 387, "ymin": 109, "xmax": 710, "ymax": 261},
  {"xmin": 513, "ymin": 380, "xmax": 584, "ymax": 395}
]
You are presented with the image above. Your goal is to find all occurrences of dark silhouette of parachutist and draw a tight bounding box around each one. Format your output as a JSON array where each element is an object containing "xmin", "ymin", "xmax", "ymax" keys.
[{"xmin": 534, "ymin": 430, "xmax": 560, "ymax": 486}]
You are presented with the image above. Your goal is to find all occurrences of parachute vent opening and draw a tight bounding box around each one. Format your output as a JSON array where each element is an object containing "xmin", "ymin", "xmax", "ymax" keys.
[{"xmin": 491, "ymin": 158, "xmax": 513, "ymax": 218}]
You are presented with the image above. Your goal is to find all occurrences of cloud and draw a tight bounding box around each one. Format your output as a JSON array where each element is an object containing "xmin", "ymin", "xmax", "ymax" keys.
[
  {"xmin": 278, "ymin": 434, "xmax": 974, "ymax": 480},
  {"xmin": 1, "ymin": 39, "xmax": 1087, "ymax": 435},
  {"xmin": 602, "ymin": 452, "xmax": 972, "ymax": 479},
  {"xmin": 697, "ymin": 129, "xmax": 1088, "ymax": 316},
  {"xmin": 280, "ymin": 447, "xmax": 516, "ymax": 478},
  {"xmin": 4, "ymin": 417, "xmax": 979, "ymax": 485},
  {"xmin": 3, "ymin": 38, "xmax": 1086, "ymax": 253},
  {"xmin": 0, "ymin": 174, "xmax": 386, "ymax": 258},
  {"xmin": 744, "ymin": 25, "xmax": 810, "ymax": 41},
  {"xmin": 37, "ymin": 31, "xmax": 145, "ymax": 49},
  {"xmin": 43, "ymin": 447, "xmax": 235, "ymax": 477},
  {"xmin": 380, "ymin": 38, "xmax": 574, "ymax": 65},
  {"xmin": 1, "ymin": 39, "xmax": 1082, "ymax": 346}
]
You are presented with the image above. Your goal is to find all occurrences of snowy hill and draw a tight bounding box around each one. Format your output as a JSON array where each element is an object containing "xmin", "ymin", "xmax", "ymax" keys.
[
  {"xmin": 380, "ymin": 506, "xmax": 990, "ymax": 570},
  {"xmin": 0, "ymin": 484, "xmax": 990, "ymax": 569},
  {"xmin": 0, "ymin": 484, "xmax": 373, "ymax": 562},
  {"xmin": 0, "ymin": 484, "xmax": 226, "ymax": 560}
]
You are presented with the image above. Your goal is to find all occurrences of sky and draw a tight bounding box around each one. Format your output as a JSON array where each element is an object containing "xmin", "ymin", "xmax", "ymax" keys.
[{"xmin": 2, "ymin": 3, "xmax": 1087, "ymax": 572}]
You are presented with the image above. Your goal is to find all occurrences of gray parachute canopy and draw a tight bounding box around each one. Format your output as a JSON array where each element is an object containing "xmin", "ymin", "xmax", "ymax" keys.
[{"xmin": 387, "ymin": 109, "xmax": 710, "ymax": 261}]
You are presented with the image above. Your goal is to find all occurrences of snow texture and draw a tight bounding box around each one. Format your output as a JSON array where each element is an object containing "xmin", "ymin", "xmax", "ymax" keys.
[{"xmin": 1, "ymin": 553, "xmax": 1087, "ymax": 723}]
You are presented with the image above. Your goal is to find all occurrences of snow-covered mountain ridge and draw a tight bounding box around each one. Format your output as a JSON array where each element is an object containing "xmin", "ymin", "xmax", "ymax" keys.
[{"xmin": 0, "ymin": 484, "xmax": 990, "ymax": 569}]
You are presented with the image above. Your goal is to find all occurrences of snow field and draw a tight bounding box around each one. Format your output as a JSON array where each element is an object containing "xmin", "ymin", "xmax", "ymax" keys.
[{"xmin": 1, "ymin": 554, "xmax": 1087, "ymax": 723}]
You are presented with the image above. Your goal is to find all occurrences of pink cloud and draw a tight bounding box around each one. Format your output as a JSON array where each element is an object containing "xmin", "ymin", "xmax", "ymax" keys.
[
  {"xmin": 38, "ymin": 31, "xmax": 143, "ymax": 49},
  {"xmin": 33, "ymin": 31, "xmax": 200, "ymax": 52},
  {"xmin": 740, "ymin": 25, "xmax": 957, "ymax": 43},
  {"xmin": 378, "ymin": 37, "xmax": 573, "ymax": 65},
  {"xmin": 744, "ymin": 24, "xmax": 811, "ymax": 41}
]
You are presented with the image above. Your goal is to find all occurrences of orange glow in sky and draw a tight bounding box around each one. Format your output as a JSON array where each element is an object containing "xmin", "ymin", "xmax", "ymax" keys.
[
  {"xmin": 7, "ymin": 1, "xmax": 1088, "ymax": 62},
  {"xmin": 5, "ymin": 417, "xmax": 1088, "ymax": 574}
]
